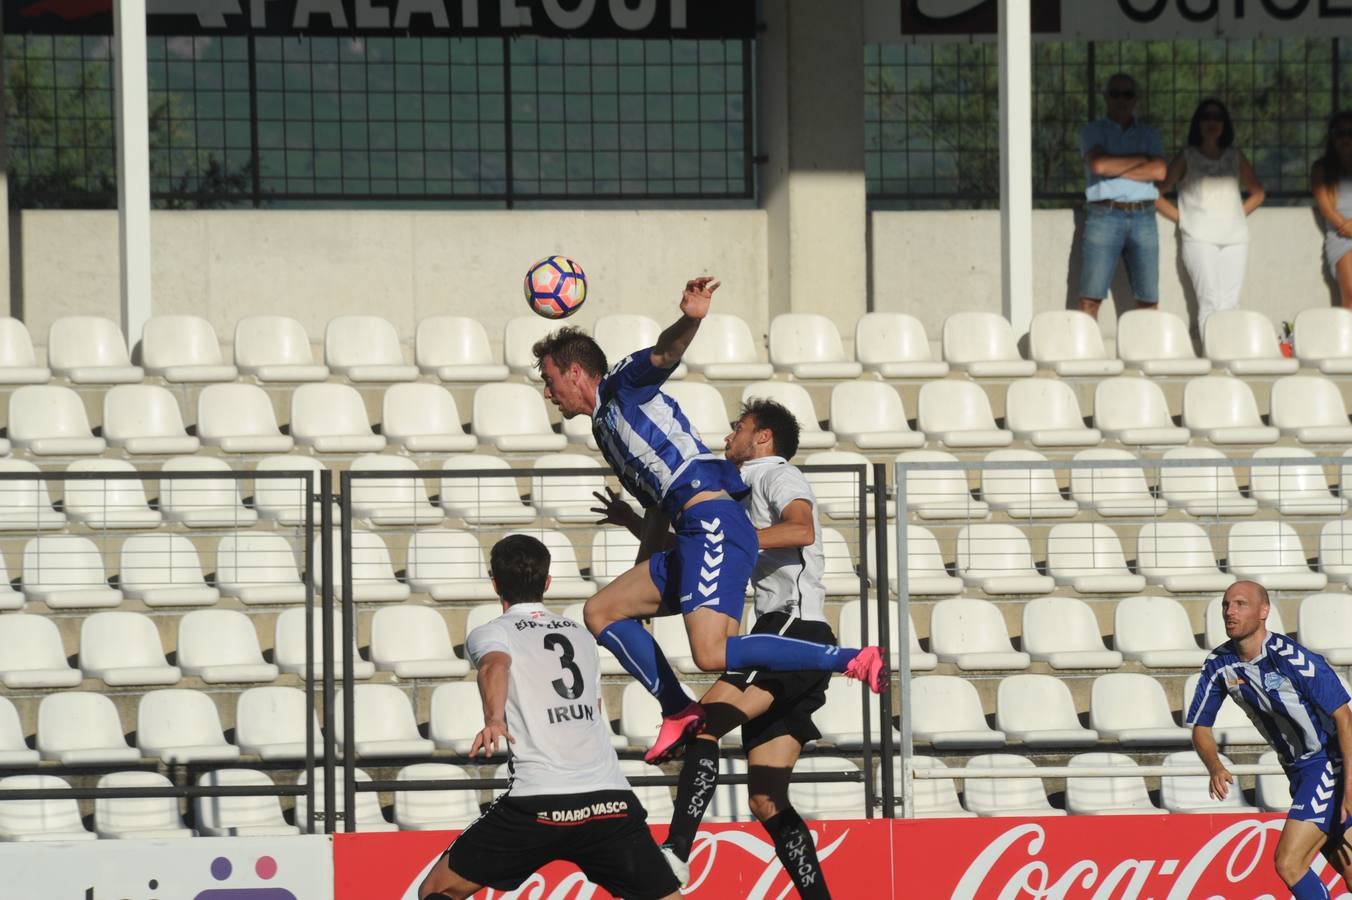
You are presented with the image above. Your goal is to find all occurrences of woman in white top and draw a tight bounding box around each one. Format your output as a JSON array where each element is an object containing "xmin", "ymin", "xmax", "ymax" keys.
[
  {"xmin": 1312, "ymin": 110, "xmax": 1352, "ymax": 309},
  {"xmin": 1156, "ymin": 98, "xmax": 1266, "ymax": 331}
]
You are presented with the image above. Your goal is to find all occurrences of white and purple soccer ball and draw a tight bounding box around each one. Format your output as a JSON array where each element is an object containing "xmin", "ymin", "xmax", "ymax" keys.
[{"xmin": 524, "ymin": 256, "xmax": 588, "ymax": 319}]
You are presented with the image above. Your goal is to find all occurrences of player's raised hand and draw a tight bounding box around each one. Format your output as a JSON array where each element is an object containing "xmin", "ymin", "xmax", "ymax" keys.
[
  {"xmin": 470, "ymin": 719, "xmax": 515, "ymax": 758},
  {"xmin": 591, "ymin": 487, "xmax": 640, "ymax": 529},
  {"xmin": 1207, "ymin": 767, "xmax": 1233, "ymax": 801},
  {"xmin": 680, "ymin": 276, "xmax": 720, "ymax": 320}
]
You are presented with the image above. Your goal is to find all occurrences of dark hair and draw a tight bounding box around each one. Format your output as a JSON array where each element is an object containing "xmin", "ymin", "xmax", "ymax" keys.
[
  {"xmin": 1103, "ymin": 72, "xmax": 1137, "ymax": 94},
  {"xmin": 531, "ymin": 326, "xmax": 608, "ymax": 378},
  {"xmin": 1316, "ymin": 110, "xmax": 1352, "ymax": 186},
  {"xmin": 1186, "ymin": 98, "xmax": 1235, "ymax": 150},
  {"xmin": 489, "ymin": 534, "xmax": 551, "ymax": 605},
  {"xmin": 740, "ymin": 398, "xmax": 800, "ymax": 460}
]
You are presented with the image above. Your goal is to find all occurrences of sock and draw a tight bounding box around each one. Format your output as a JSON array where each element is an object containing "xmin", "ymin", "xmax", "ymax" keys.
[
  {"xmin": 665, "ymin": 738, "xmax": 720, "ymax": 861},
  {"xmin": 763, "ymin": 807, "xmax": 831, "ymax": 900},
  {"xmin": 725, "ymin": 634, "xmax": 860, "ymax": 673},
  {"xmin": 1291, "ymin": 870, "xmax": 1329, "ymax": 900},
  {"xmin": 596, "ymin": 620, "xmax": 690, "ymax": 715}
]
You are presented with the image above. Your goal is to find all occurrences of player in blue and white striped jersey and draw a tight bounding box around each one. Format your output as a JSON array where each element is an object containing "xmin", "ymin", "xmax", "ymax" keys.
[
  {"xmin": 531, "ymin": 276, "xmax": 884, "ymax": 764},
  {"xmin": 1187, "ymin": 580, "xmax": 1352, "ymax": 899}
]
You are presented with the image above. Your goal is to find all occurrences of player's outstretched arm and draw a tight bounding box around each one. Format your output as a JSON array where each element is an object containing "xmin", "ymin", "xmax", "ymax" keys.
[
  {"xmin": 636, "ymin": 506, "xmax": 674, "ymax": 563},
  {"xmin": 650, "ymin": 276, "xmax": 720, "ymax": 369},
  {"xmin": 470, "ymin": 651, "xmax": 515, "ymax": 757},
  {"xmin": 1191, "ymin": 724, "xmax": 1231, "ymax": 800},
  {"xmin": 755, "ymin": 498, "xmax": 815, "ymax": 550}
]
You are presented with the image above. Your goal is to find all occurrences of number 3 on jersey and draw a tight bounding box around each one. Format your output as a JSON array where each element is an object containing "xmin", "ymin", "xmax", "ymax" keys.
[{"xmin": 545, "ymin": 633, "xmax": 583, "ymax": 699}]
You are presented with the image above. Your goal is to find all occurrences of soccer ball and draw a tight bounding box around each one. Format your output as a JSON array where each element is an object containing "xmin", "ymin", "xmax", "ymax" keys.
[{"xmin": 524, "ymin": 256, "xmax": 588, "ymax": 319}]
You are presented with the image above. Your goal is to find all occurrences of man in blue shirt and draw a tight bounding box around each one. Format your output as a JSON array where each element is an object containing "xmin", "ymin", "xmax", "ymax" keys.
[
  {"xmin": 1187, "ymin": 580, "xmax": 1352, "ymax": 898},
  {"xmin": 1078, "ymin": 72, "xmax": 1167, "ymax": 320},
  {"xmin": 531, "ymin": 276, "xmax": 885, "ymax": 763}
]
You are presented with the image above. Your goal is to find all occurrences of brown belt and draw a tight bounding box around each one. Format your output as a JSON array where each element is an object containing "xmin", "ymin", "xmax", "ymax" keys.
[{"xmin": 1089, "ymin": 199, "xmax": 1154, "ymax": 212}]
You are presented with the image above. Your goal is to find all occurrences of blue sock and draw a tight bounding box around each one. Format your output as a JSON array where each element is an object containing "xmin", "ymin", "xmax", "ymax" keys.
[
  {"xmin": 725, "ymin": 634, "xmax": 860, "ymax": 673},
  {"xmin": 597, "ymin": 620, "xmax": 689, "ymax": 716},
  {"xmin": 1292, "ymin": 870, "xmax": 1329, "ymax": 900}
]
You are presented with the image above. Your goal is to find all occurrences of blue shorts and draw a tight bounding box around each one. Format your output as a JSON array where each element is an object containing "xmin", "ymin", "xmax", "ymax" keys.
[
  {"xmin": 1079, "ymin": 204, "xmax": 1160, "ymax": 303},
  {"xmin": 1288, "ymin": 756, "xmax": 1352, "ymax": 837},
  {"xmin": 648, "ymin": 497, "xmax": 756, "ymax": 621}
]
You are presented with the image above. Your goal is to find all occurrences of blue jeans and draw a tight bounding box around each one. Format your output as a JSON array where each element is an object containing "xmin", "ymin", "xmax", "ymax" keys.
[{"xmin": 1079, "ymin": 204, "xmax": 1160, "ymax": 303}]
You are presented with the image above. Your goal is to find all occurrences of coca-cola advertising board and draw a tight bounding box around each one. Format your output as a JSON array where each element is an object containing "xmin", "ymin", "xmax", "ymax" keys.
[{"xmin": 334, "ymin": 814, "xmax": 1351, "ymax": 899}]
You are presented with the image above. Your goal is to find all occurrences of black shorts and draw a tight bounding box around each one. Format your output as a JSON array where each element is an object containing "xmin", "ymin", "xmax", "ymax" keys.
[
  {"xmin": 445, "ymin": 789, "xmax": 679, "ymax": 900},
  {"xmin": 719, "ymin": 612, "xmax": 835, "ymax": 752}
]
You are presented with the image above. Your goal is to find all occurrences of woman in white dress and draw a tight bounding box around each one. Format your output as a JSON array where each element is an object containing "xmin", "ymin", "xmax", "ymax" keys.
[
  {"xmin": 1156, "ymin": 98, "xmax": 1266, "ymax": 332},
  {"xmin": 1313, "ymin": 111, "xmax": 1352, "ymax": 309}
]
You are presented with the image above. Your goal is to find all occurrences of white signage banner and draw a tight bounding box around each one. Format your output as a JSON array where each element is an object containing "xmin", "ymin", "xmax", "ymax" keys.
[{"xmin": 0, "ymin": 835, "xmax": 333, "ymax": 900}]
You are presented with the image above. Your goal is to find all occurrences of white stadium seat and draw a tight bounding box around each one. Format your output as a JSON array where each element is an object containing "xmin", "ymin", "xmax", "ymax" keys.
[
  {"xmin": 310, "ymin": 528, "xmax": 410, "ymax": 603},
  {"xmin": 591, "ymin": 529, "xmax": 641, "ymax": 588},
  {"xmin": 349, "ymin": 454, "xmax": 443, "ymax": 525},
  {"xmin": 177, "ymin": 609, "xmax": 279, "ymax": 684},
  {"xmin": 889, "ymin": 756, "xmax": 976, "ymax": 819},
  {"xmin": 472, "ymin": 383, "xmax": 568, "ymax": 453},
  {"xmin": 160, "ymin": 456, "xmax": 258, "ymax": 529},
  {"xmin": 1044, "ymin": 523, "xmax": 1145, "ymax": 595},
  {"xmin": 503, "ymin": 315, "xmax": 556, "ymax": 381},
  {"xmin": 8, "ymin": 385, "xmax": 105, "ymax": 455},
  {"xmin": 1319, "ymin": 520, "xmax": 1352, "ymax": 586},
  {"xmin": 929, "ymin": 596, "xmax": 1031, "ymax": 670},
  {"xmin": 1203, "ymin": 309, "xmax": 1298, "ymax": 376},
  {"xmin": 1249, "ymin": 447, "xmax": 1347, "ymax": 516},
  {"xmin": 618, "ymin": 760, "xmax": 674, "ymax": 823},
  {"xmin": 0, "ymin": 775, "xmax": 98, "ymax": 841},
  {"xmin": 788, "ymin": 757, "xmax": 866, "ymax": 821},
  {"xmin": 1299, "ymin": 593, "xmax": 1352, "ymax": 665},
  {"xmin": 916, "ymin": 380, "xmax": 1013, "ymax": 449},
  {"xmin": 196, "ymin": 383, "xmax": 295, "ymax": 453},
  {"xmin": 1159, "ymin": 447, "xmax": 1257, "ymax": 517},
  {"xmin": 828, "ymin": 381, "xmax": 924, "ymax": 450},
  {"xmin": 962, "ymin": 754, "xmax": 1066, "ymax": 818},
  {"xmin": 594, "ymin": 314, "xmax": 688, "ymax": 380},
  {"xmin": 531, "ymin": 453, "xmax": 610, "ymax": 522},
  {"xmin": 769, "ymin": 313, "xmax": 863, "ymax": 379},
  {"xmin": 911, "ymin": 675, "xmax": 1006, "ymax": 749},
  {"xmin": 79, "ymin": 611, "xmax": 181, "ymax": 686},
  {"xmin": 0, "ymin": 614, "xmax": 81, "ymax": 688},
  {"xmin": 682, "ymin": 313, "xmax": 773, "ymax": 381},
  {"xmin": 896, "ymin": 450, "xmax": 989, "ymax": 520},
  {"xmin": 235, "ymin": 686, "xmax": 322, "ymax": 761},
  {"xmin": 1182, "ymin": 673, "xmax": 1264, "ymax": 745},
  {"xmin": 381, "ymin": 383, "xmax": 477, "ymax": 454},
  {"xmin": 395, "ymin": 763, "xmax": 481, "ymax": 830},
  {"xmin": 703, "ymin": 758, "xmax": 755, "ymax": 823},
  {"xmin": 651, "ymin": 615, "xmax": 697, "ymax": 674},
  {"xmin": 0, "ymin": 697, "xmax": 39, "ymax": 766},
  {"xmin": 1269, "ymin": 375, "xmax": 1352, "ymax": 444},
  {"xmin": 325, "ymin": 315, "xmax": 418, "ymax": 382},
  {"xmin": 1294, "ymin": 307, "xmax": 1352, "ymax": 374},
  {"xmin": 1092, "ymin": 377, "xmax": 1190, "ymax": 446},
  {"xmin": 954, "ymin": 524, "xmax": 1054, "ymax": 595},
  {"xmin": 1029, "ymin": 310, "xmax": 1123, "ymax": 376},
  {"xmin": 854, "ymin": 312, "xmax": 948, "ymax": 378},
  {"xmin": 741, "ymin": 381, "xmax": 835, "ymax": 450},
  {"xmin": 1113, "ymin": 595, "xmax": 1208, "ymax": 668},
  {"xmin": 63, "ymin": 459, "xmax": 162, "ymax": 529},
  {"xmin": 838, "ymin": 598, "xmax": 938, "ymax": 670},
  {"xmin": 36, "ymin": 692, "xmax": 140, "ymax": 765},
  {"xmin": 405, "ymin": 528, "xmax": 497, "ymax": 601},
  {"xmin": 0, "ymin": 459, "xmax": 65, "ymax": 531},
  {"xmin": 274, "ymin": 607, "xmax": 375, "ymax": 679},
  {"xmin": 1115, "ymin": 308, "xmax": 1210, "ymax": 375},
  {"xmin": 813, "ymin": 677, "xmax": 897, "ymax": 748},
  {"xmin": 1136, "ymin": 522, "xmax": 1236, "ymax": 593},
  {"xmin": 1090, "ymin": 673, "xmax": 1191, "ymax": 745},
  {"xmin": 995, "ymin": 674, "xmax": 1099, "ymax": 747},
  {"xmin": 22, "ymin": 535, "xmax": 123, "ymax": 609},
  {"xmin": 1161, "ymin": 751, "xmax": 1259, "ymax": 814},
  {"xmin": 866, "ymin": 523, "xmax": 963, "ymax": 597},
  {"xmin": 290, "ymin": 383, "xmax": 386, "ymax": 453},
  {"xmin": 0, "ymin": 317, "xmax": 50, "ymax": 384},
  {"xmin": 336, "ymin": 684, "xmax": 435, "ymax": 759},
  {"xmin": 233, "ymin": 315, "xmax": 329, "ymax": 382},
  {"xmin": 519, "ymin": 529, "xmax": 592, "ymax": 599},
  {"xmin": 47, "ymin": 315, "xmax": 143, "ymax": 383},
  {"xmin": 370, "ymin": 605, "xmax": 469, "ymax": 678},
  {"xmin": 296, "ymin": 768, "xmax": 397, "ymax": 832},
  {"xmin": 0, "ymin": 553, "xmax": 22, "ymax": 611},
  {"xmin": 1004, "ymin": 378, "xmax": 1101, "ymax": 447},
  {"xmin": 415, "ymin": 316, "xmax": 509, "ymax": 383},
  {"xmin": 137, "ymin": 689, "xmax": 239, "ymax": 764},
  {"xmin": 1065, "ymin": 752, "xmax": 1160, "ymax": 815},
  {"xmin": 140, "ymin": 314, "xmax": 238, "ymax": 383},
  {"xmin": 805, "ymin": 450, "xmax": 893, "ymax": 521},
  {"xmin": 619, "ymin": 681, "xmax": 696, "ymax": 749},
  {"xmin": 1182, "ymin": 375, "xmax": 1279, "ymax": 445},
  {"xmin": 215, "ymin": 531, "xmax": 308, "ymax": 605},
  {"xmin": 102, "ymin": 384, "xmax": 200, "ymax": 454},
  {"xmin": 1021, "ymin": 595, "xmax": 1123, "ymax": 669},
  {"xmin": 95, "ymin": 771, "xmax": 194, "ymax": 839},
  {"xmin": 1255, "ymin": 749, "xmax": 1293, "ymax": 812},
  {"xmin": 979, "ymin": 449, "xmax": 1078, "ymax": 518},
  {"xmin": 431, "ymin": 682, "xmax": 505, "ymax": 755},
  {"xmin": 661, "ymin": 382, "xmax": 732, "ymax": 446},
  {"xmin": 821, "ymin": 526, "xmax": 866, "ymax": 596},
  {"xmin": 196, "ymin": 769, "xmax": 299, "ymax": 836},
  {"xmin": 1226, "ymin": 520, "xmax": 1328, "ymax": 591},
  {"xmin": 941, "ymin": 312, "xmax": 1035, "ymax": 377},
  {"xmin": 438, "ymin": 454, "xmax": 537, "ymax": 525}
]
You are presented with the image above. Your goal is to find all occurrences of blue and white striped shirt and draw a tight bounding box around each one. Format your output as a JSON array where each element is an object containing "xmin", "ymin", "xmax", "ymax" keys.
[
  {"xmin": 592, "ymin": 348, "xmax": 747, "ymax": 519},
  {"xmin": 1186, "ymin": 631, "xmax": 1350, "ymax": 767}
]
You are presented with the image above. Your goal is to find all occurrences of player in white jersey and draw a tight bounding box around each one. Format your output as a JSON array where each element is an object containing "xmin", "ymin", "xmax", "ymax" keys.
[{"xmin": 417, "ymin": 535, "xmax": 681, "ymax": 900}]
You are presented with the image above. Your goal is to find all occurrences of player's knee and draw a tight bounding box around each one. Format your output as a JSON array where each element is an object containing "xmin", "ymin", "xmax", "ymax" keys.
[
  {"xmin": 748, "ymin": 792, "xmax": 785, "ymax": 822},
  {"xmin": 690, "ymin": 643, "xmax": 727, "ymax": 672},
  {"xmin": 1272, "ymin": 848, "xmax": 1309, "ymax": 887},
  {"xmin": 582, "ymin": 597, "xmax": 615, "ymax": 636}
]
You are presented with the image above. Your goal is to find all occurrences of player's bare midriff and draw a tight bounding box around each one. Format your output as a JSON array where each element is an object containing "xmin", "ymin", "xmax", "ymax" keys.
[{"xmin": 681, "ymin": 490, "xmax": 731, "ymax": 515}]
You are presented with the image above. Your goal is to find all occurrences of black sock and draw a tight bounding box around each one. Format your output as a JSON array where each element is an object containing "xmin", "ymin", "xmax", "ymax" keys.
[
  {"xmin": 665, "ymin": 738, "xmax": 720, "ymax": 861},
  {"xmin": 763, "ymin": 806, "xmax": 830, "ymax": 900}
]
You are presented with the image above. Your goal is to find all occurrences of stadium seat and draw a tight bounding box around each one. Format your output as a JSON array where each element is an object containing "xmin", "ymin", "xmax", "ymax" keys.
[
  {"xmin": 910, "ymin": 675, "xmax": 1006, "ymax": 748},
  {"xmin": 1249, "ymin": 447, "xmax": 1347, "ymax": 516},
  {"xmin": 1182, "ymin": 375, "xmax": 1279, "ymax": 445},
  {"xmin": 828, "ymin": 381, "xmax": 924, "ymax": 449},
  {"xmin": 370, "ymin": 605, "xmax": 469, "ymax": 678},
  {"xmin": 929, "ymin": 596, "xmax": 1031, "ymax": 670},
  {"xmin": 1297, "ymin": 594, "xmax": 1352, "ymax": 664},
  {"xmin": 916, "ymin": 380, "xmax": 1013, "ymax": 449},
  {"xmin": 336, "ymin": 684, "xmax": 435, "ymax": 759},
  {"xmin": 979, "ymin": 449, "xmax": 1079, "ymax": 518},
  {"xmin": 1004, "ymin": 379, "xmax": 1101, "ymax": 447},
  {"xmin": 1021, "ymin": 595, "xmax": 1123, "ymax": 669},
  {"xmin": 471, "ymin": 383, "xmax": 568, "ymax": 453},
  {"xmin": 703, "ymin": 758, "xmax": 754, "ymax": 823},
  {"xmin": 740, "ymin": 381, "xmax": 835, "ymax": 450},
  {"xmin": 22, "ymin": 535, "xmax": 123, "ymax": 608},
  {"xmin": 36, "ymin": 693, "xmax": 139, "ymax": 765},
  {"xmin": 886, "ymin": 756, "xmax": 976, "ymax": 819},
  {"xmin": 1044, "ymin": 523, "xmax": 1146, "ymax": 595},
  {"xmin": 1136, "ymin": 522, "xmax": 1236, "ymax": 593},
  {"xmin": 47, "ymin": 315, "xmax": 144, "ymax": 383},
  {"xmin": 196, "ymin": 383, "xmax": 295, "ymax": 453},
  {"xmin": 1255, "ymin": 749, "xmax": 1292, "ymax": 812},
  {"xmin": 325, "ymin": 315, "xmax": 418, "ymax": 382},
  {"xmin": 381, "ymin": 383, "xmax": 477, "ymax": 454},
  {"xmin": 503, "ymin": 315, "xmax": 556, "ymax": 381},
  {"xmin": 1269, "ymin": 375, "xmax": 1352, "ymax": 444},
  {"xmin": 1319, "ymin": 520, "xmax": 1352, "ymax": 586},
  {"xmin": 953, "ymin": 524, "xmax": 1054, "ymax": 595},
  {"xmin": 95, "ymin": 771, "xmax": 194, "ymax": 839},
  {"xmin": 8, "ymin": 385, "xmax": 105, "ymax": 455},
  {"xmin": 296, "ymin": 768, "xmax": 397, "ymax": 832},
  {"xmin": 1159, "ymin": 447, "xmax": 1257, "ymax": 517},
  {"xmin": 125, "ymin": 532, "xmax": 234, "ymax": 613},
  {"xmin": 821, "ymin": 527, "xmax": 866, "ymax": 597},
  {"xmin": 274, "ymin": 608, "xmax": 375, "ymax": 679},
  {"xmin": 137, "ymin": 688, "xmax": 240, "ymax": 763},
  {"xmin": 160, "ymin": 456, "xmax": 258, "ymax": 529},
  {"xmin": 196, "ymin": 769, "xmax": 300, "ymax": 836},
  {"xmin": 805, "ymin": 450, "xmax": 893, "ymax": 521},
  {"xmin": 1089, "ymin": 673, "xmax": 1191, "ymax": 745},
  {"xmin": 591, "ymin": 529, "xmax": 641, "ymax": 587},
  {"xmin": 516, "ymin": 529, "xmax": 592, "ymax": 599},
  {"xmin": 177, "ymin": 609, "xmax": 278, "ymax": 683},
  {"xmin": 1092, "ymin": 377, "xmax": 1190, "ymax": 446},
  {"xmin": 290, "ymin": 383, "xmax": 386, "ymax": 453},
  {"xmin": 995, "ymin": 674, "xmax": 1099, "ymax": 747},
  {"xmin": 559, "ymin": 410, "xmax": 600, "ymax": 450},
  {"xmin": 1203, "ymin": 309, "xmax": 1298, "ymax": 375},
  {"xmin": 431, "ymin": 682, "xmax": 504, "ymax": 755},
  {"xmin": 895, "ymin": 450, "xmax": 989, "ymax": 520},
  {"xmin": 1181, "ymin": 673, "xmax": 1263, "ymax": 745},
  {"xmin": 853, "ymin": 312, "xmax": 948, "ymax": 378},
  {"xmin": 1065, "ymin": 753, "xmax": 1160, "ymax": 815},
  {"xmin": 102, "ymin": 384, "xmax": 200, "ymax": 454},
  {"xmin": 348, "ymin": 454, "xmax": 443, "ymax": 525},
  {"xmin": 1113, "ymin": 595, "xmax": 1208, "ymax": 668},
  {"xmin": 0, "ymin": 459, "xmax": 65, "ymax": 531},
  {"xmin": 962, "ymin": 754, "xmax": 1066, "ymax": 817},
  {"xmin": 311, "ymin": 528, "xmax": 410, "ymax": 603},
  {"xmin": 1115, "ymin": 308, "xmax": 1210, "ymax": 375},
  {"xmin": 838, "ymin": 598, "xmax": 938, "ymax": 670},
  {"xmin": 0, "ymin": 698, "xmax": 38, "ymax": 766},
  {"xmin": 531, "ymin": 453, "xmax": 611, "ymax": 522},
  {"xmin": 682, "ymin": 313, "xmax": 773, "ymax": 381},
  {"xmin": 405, "ymin": 528, "xmax": 496, "ymax": 601},
  {"xmin": 215, "ymin": 531, "xmax": 307, "ymax": 605},
  {"xmin": 594, "ymin": 314, "xmax": 688, "ymax": 380},
  {"xmin": 769, "ymin": 313, "xmax": 863, "ymax": 379},
  {"xmin": 233, "ymin": 315, "xmax": 329, "ymax": 382},
  {"xmin": 661, "ymin": 382, "xmax": 733, "ymax": 446},
  {"xmin": 140, "ymin": 314, "xmax": 237, "ymax": 383},
  {"xmin": 394, "ymin": 764, "xmax": 481, "ymax": 830},
  {"xmin": 79, "ymin": 611, "xmax": 181, "ymax": 686},
  {"xmin": 0, "ymin": 318, "xmax": 51, "ymax": 384},
  {"xmin": 617, "ymin": 759, "xmax": 674, "ymax": 823},
  {"xmin": 235, "ymin": 686, "xmax": 322, "ymax": 760},
  {"xmin": 0, "ymin": 775, "xmax": 98, "ymax": 841},
  {"xmin": 560, "ymin": 603, "xmax": 627, "ymax": 676},
  {"xmin": 437, "ymin": 455, "xmax": 536, "ymax": 525},
  {"xmin": 619, "ymin": 681, "xmax": 697, "ymax": 749},
  {"xmin": 63, "ymin": 459, "xmax": 162, "ymax": 529},
  {"xmin": 1226, "ymin": 520, "xmax": 1328, "ymax": 591},
  {"xmin": 1294, "ymin": 307, "xmax": 1352, "ymax": 374},
  {"xmin": 866, "ymin": 523, "xmax": 963, "ymax": 597},
  {"xmin": 651, "ymin": 614, "xmax": 697, "ymax": 674},
  {"xmin": 1028, "ymin": 310, "xmax": 1123, "ymax": 376},
  {"xmin": 1204, "ymin": 596, "xmax": 1286, "ymax": 647},
  {"xmin": 941, "ymin": 312, "xmax": 1035, "ymax": 377},
  {"xmin": 0, "ymin": 614, "xmax": 81, "ymax": 688},
  {"xmin": 415, "ymin": 316, "xmax": 509, "ymax": 383},
  {"xmin": 787, "ymin": 757, "xmax": 865, "ymax": 821}
]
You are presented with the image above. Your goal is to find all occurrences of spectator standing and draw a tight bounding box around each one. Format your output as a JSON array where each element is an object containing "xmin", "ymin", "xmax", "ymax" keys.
[{"xmin": 1313, "ymin": 111, "xmax": 1352, "ymax": 309}]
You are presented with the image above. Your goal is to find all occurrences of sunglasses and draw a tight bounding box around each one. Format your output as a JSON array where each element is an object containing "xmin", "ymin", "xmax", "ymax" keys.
[{"xmin": 1107, "ymin": 89, "xmax": 1136, "ymax": 100}]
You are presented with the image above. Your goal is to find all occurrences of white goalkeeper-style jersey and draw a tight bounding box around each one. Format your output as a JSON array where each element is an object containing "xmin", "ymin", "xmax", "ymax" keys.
[
  {"xmin": 738, "ymin": 456, "xmax": 828, "ymax": 624},
  {"xmin": 465, "ymin": 603, "xmax": 628, "ymax": 797}
]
